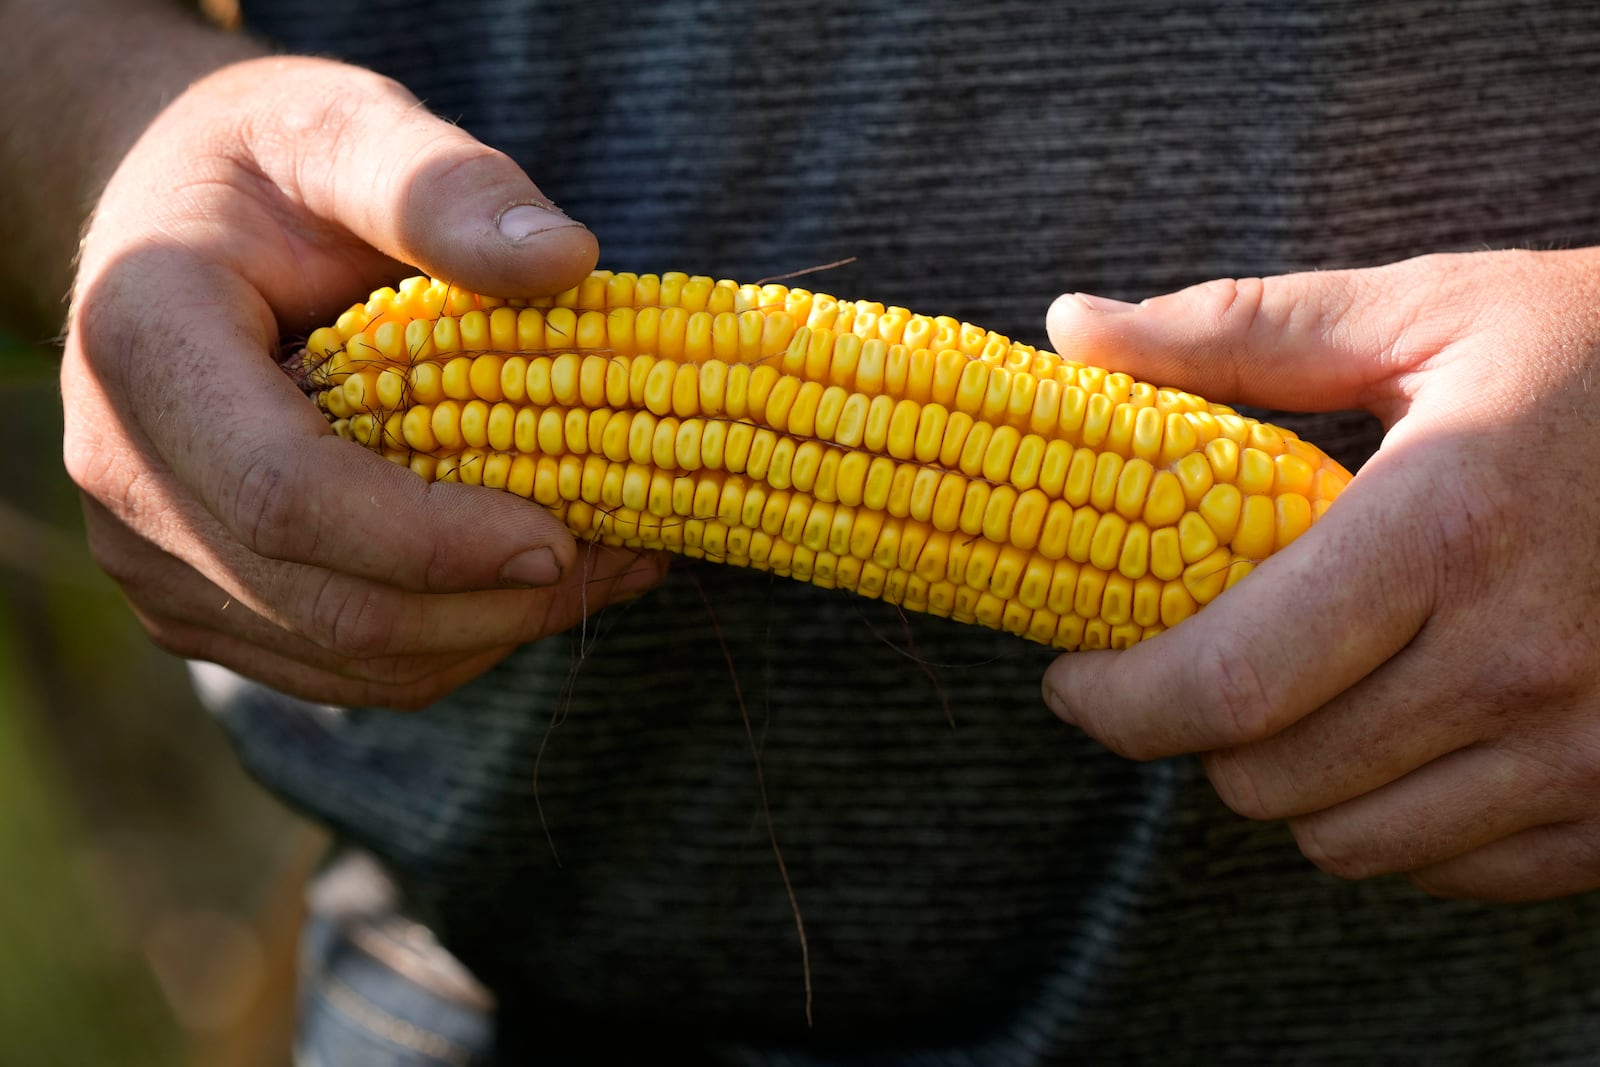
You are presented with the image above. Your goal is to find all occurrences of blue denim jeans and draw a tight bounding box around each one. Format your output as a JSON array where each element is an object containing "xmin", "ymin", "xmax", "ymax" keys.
[{"xmin": 294, "ymin": 851, "xmax": 496, "ymax": 1067}]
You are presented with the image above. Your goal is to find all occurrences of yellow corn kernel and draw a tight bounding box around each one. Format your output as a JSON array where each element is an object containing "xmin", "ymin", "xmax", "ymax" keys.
[
  {"xmin": 1233, "ymin": 494, "xmax": 1277, "ymax": 559},
  {"xmin": 1142, "ymin": 471, "xmax": 1187, "ymax": 528},
  {"xmin": 1276, "ymin": 493, "xmax": 1313, "ymax": 550},
  {"xmin": 1089, "ymin": 451, "xmax": 1124, "ymax": 513},
  {"xmin": 1149, "ymin": 526, "xmax": 1184, "ymax": 581},
  {"xmin": 1237, "ymin": 447, "xmax": 1276, "ymax": 495},
  {"xmin": 1199, "ymin": 483, "xmax": 1242, "ymax": 544},
  {"xmin": 1113, "ymin": 458, "xmax": 1154, "ymax": 522},
  {"xmin": 1208, "ymin": 437, "xmax": 1250, "ymax": 492},
  {"xmin": 303, "ymin": 270, "xmax": 1350, "ymax": 651}
]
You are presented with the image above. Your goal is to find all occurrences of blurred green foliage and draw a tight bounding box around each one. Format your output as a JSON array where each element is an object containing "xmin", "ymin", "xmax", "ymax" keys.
[
  {"xmin": 0, "ymin": 333, "xmax": 175, "ymax": 1064},
  {"xmin": 0, "ymin": 334, "xmax": 303, "ymax": 1066},
  {"xmin": 0, "ymin": 608, "xmax": 179, "ymax": 1066}
]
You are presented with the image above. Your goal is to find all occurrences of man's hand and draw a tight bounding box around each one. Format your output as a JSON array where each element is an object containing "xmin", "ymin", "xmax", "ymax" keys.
[
  {"xmin": 62, "ymin": 55, "xmax": 665, "ymax": 709},
  {"xmin": 1041, "ymin": 249, "xmax": 1600, "ymax": 901}
]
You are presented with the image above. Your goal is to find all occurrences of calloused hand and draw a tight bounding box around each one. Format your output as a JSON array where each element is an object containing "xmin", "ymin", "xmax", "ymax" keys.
[
  {"xmin": 1041, "ymin": 249, "xmax": 1600, "ymax": 901},
  {"xmin": 63, "ymin": 56, "xmax": 665, "ymax": 709}
]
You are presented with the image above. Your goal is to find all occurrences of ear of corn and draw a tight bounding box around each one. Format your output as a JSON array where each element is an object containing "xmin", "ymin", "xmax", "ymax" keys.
[{"xmin": 295, "ymin": 271, "xmax": 1351, "ymax": 651}]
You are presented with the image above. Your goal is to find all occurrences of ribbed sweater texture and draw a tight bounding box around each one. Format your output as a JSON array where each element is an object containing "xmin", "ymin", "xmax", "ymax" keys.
[{"xmin": 225, "ymin": 2, "xmax": 1600, "ymax": 1061}]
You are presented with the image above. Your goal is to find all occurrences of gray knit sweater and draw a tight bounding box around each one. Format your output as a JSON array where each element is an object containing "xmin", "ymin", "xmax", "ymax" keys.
[{"xmin": 224, "ymin": 1, "xmax": 1600, "ymax": 1061}]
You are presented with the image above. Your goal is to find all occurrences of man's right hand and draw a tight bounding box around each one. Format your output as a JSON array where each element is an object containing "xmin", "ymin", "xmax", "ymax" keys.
[{"xmin": 62, "ymin": 55, "xmax": 666, "ymax": 709}]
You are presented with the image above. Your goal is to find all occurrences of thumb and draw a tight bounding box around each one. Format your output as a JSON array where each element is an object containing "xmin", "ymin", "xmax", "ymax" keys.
[
  {"xmin": 268, "ymin": 57, "xmax": 598, "ymax": 297},
  {"xmin": 1045, "ymin": 269, "xmax": 1411, "ymax": 413}
]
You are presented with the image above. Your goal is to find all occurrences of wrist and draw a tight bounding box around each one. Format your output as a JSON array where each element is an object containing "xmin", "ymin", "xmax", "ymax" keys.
[{"xmin": 0, "ymin": 0, "xmax": 265, "ymax": 335}]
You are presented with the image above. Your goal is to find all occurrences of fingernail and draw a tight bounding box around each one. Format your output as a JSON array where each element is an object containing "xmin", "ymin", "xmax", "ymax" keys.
[
  {"xmin": 497, "ymin": 202, "xmax": 574, "ymax": 241},
  {"xmin": 1074, "ymin": 292, "xmax": 1140, "ymax": 313},
  {"xmin": 499, "ymin": 547, "xmax": 562, "ymax": 587}
]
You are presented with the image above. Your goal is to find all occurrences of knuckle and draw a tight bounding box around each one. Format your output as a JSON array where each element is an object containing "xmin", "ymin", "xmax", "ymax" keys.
[
  {"xmin": 62, "ymin": 429, "xmax": 114, "ymax": 497},
  {"xmin": 1202, "ymin": 750, "xmax": 1277, "ymax": 821},
  {"xmin": 301, "ymin": 575, "xmax": 399, "ymax": 659},
  {"xmin": 1191, "ymin": 276, "xmax": 1266, "ymax": 329},
  {"xmin": 265, "ymin": 61, "xmax": 416, "ymax": 145},
  {"xmin": 417, "ymin": 534, "xmax": 459, "ymax": 594},
  {"xmin": 1498, "ymin": 739, "xmax": 1598, "ymax": 811},
  {"xmin": 1193, "ymin": 641, "xmax": 1277, "ymax": 746},
  {"xmin": 61, "ymin": 417, "xmax": 145, "ymax": 521},
  {"xmin": 140, "ymin": 616, "xmax": 208, "ymax": 661},
  {"xmin": 1527, "ymin": 653, "xmax": 1592, "ymax": 708},
  {"xmin": 1096, "ymin": 713, "xmax": 1176, "ymax": 763},
  {"xmin": 225, "ymin": 447, "xmax": 304, "ymax": 560},
  {"xmin": 1291, "ymin": 818, "xmax": 1383, "ymax": 882},
  {"xmin": 1556, "ymin": 736, "xmax": 1600, "ymax": 793},
  {"xmin": 1480, "ymin": 637, "xmax": 1597, "ymax": 709},
  {"xmin": 1084, "ymin": 715, "xmax": 1144, "ymax": 761},
  {"xmin": 1425, "ymin": 474, "xmax": 1512, "ymax": 574}
]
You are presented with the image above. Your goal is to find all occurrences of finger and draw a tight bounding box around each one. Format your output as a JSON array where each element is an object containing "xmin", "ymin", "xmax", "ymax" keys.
[
  {"xmin": 162, "ymin": 617, "xmax": 517, "ymax": 711},
  {"xmin": 83, "ymin": 491, "xmax": 665, "ymax": 659},
  {"xmin": 89, "ymin": 505, "xmax": 486, "ymax": 683},
  {"xmin": 1041, "ymin": 444, "xmax": 1436, "ymax": 759},
  {"xmin": 256, "ymin": 57, "xmax": 598, "ymax": 298},
  {"xmin": 129, "ymin": 600, "xmax": 498, "ymax": 694},
  {"xmin": 1200, "ymin": 624, "xmax": 1481, "ymax": 819},
  {"xmin": 67, "ymin": 256, "xmax": 589, "ymax": 594},
  {"xmin": 1044, "ymin": 257, "xmax": 1461, "ymax": 416},
  {"xmin": 241, "ymin": 538, "xmax": 664, "ymax": 658},
  {"xmin": 1286, "ymin": 744, "xmax": 1568, "ymax": 882},
  {"xmin": 1409, "ymin": 823, "xmax": 1600, "ymax": 903},
  {"xmin": 164, "ymin": 543, "xmax": 662, "ymax": 709}
]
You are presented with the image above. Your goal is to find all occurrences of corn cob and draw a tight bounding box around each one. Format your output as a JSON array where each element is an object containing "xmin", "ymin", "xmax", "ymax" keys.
[{"xmin": 294, "ymin": 271, "xmax": 1351, "ymax": 651}]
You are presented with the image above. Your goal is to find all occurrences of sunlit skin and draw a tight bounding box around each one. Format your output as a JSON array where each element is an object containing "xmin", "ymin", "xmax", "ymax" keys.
[{"xmin": 1043, "ymin": 250, "xmax": 1600, "ymax": 902}]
